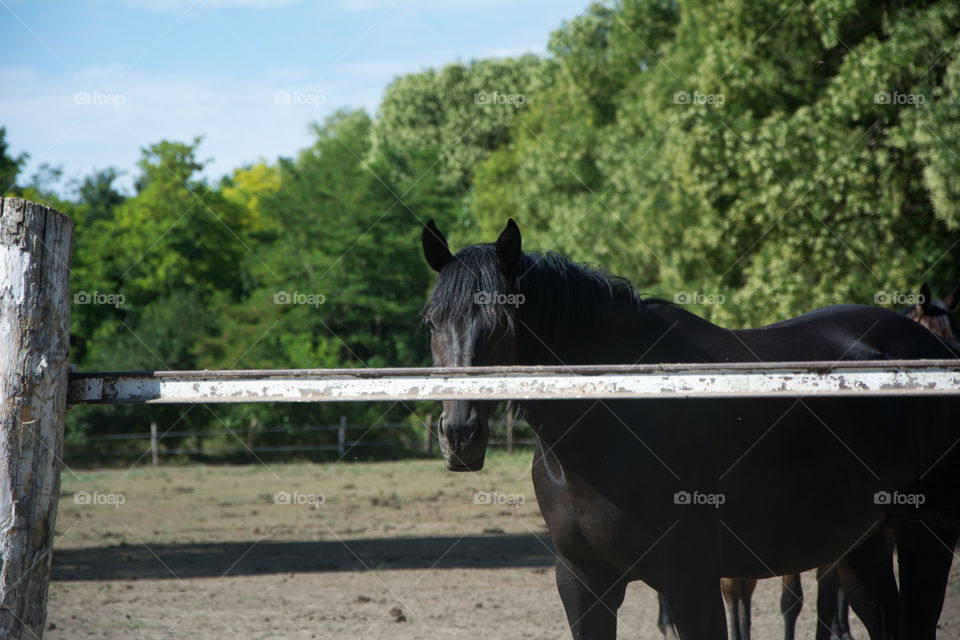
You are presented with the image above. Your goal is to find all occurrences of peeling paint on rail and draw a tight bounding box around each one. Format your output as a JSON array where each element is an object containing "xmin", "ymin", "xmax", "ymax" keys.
[{"xmin": 66, "ymin": 362, "xmax": 960, "ymax": 404}]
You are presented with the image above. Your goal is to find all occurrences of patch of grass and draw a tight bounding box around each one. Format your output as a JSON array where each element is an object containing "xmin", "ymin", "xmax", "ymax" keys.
[{"xmin": 56, "ymin": 453, "xmax": 545, "ymax": 551}]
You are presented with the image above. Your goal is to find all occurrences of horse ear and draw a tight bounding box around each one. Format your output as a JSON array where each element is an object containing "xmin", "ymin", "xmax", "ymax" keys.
[
  {"xmin": 920, "ymin": 282, "xmax": 932, "ymax": 313},
  {"xmin": 496, "ymin": 218, "xmax": 522, "ymax": 272},
  {"xmin": 422, "ymin": 219, "xmax": 452, "ymax": 272},
  {"xmin": 944, "ymin": 280, "xmax": 960, "ymax": 312}
]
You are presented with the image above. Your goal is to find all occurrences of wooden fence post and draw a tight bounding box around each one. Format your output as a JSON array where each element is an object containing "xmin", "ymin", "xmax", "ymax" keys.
[
  {"xmin": 505, "ymin": 401, "xmax": 514, "ymax": 454},
  {"xmin": 423, "ymin": 414, "xmax": 432, "ymax": 454},
  {"xmin": 337, "ymin": 415, "xmax": 346, "ymax": 457},
  {"xmin": 246, "ymin": 416, "xmax": 258, "ymax": 454},
  {"xmin": 0, "ymin": 198, "xmax": 72, "ymax": 639},
  {"xmin": 150, "ymin": 421, "xmax": 158, "ymax": 466}
]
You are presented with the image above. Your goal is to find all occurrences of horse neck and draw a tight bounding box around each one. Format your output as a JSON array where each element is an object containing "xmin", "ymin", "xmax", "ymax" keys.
[
  {"xmin": 516, "ymin": 286, "xmax": 706, "ymax": 365},
  {"xmin": 512, "ymin": 287, "xmax": 733, "ymax": 456}
]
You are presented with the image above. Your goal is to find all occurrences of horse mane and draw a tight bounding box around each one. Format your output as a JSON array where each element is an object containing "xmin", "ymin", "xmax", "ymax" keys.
[{"xmin": 424, "ymin": 245, "xmax": 661, "ymax": 336}]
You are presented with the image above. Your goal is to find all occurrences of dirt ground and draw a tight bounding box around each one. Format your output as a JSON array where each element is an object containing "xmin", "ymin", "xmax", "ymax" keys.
[{"xmin": 48, "ymin": 452, "xmax": 960, "ymax": 639}]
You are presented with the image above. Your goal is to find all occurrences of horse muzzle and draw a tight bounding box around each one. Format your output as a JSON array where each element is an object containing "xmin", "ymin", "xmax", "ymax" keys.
[{"xmin": 438, "ymin": 412, "xmax": 489, "ymax": 472}]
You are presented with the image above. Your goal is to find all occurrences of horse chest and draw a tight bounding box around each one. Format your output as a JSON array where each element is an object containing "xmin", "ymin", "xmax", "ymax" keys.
[{"xmin": 532, "ymin": 460, "xmax": 651, "ymax": 570}]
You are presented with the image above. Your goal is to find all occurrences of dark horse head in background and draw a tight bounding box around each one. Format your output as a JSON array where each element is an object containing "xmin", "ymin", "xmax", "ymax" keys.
[
  {"xmin": 421, "ymin": 218, "xmax": 960, "ymax": 640},
  {"xmin": 904, "ymin": 281, "xmax": 960, "ymax": 342}
]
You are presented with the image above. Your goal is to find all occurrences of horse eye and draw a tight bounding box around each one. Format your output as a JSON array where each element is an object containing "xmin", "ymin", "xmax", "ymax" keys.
[{"xmin": 424, "ymin": 317, "xmax": 436, "ymax": 333}]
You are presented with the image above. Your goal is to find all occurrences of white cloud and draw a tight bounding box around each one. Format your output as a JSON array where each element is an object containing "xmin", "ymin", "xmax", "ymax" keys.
[
  {"xmin": 340, "ymin": 0, "xmax": 515, "ymax": 13},
  {"xmin": 338, "ymin": 57, "xmax": 440, "ymax": 79},
  {"xmin": 0, "ymin": 65, "xmax": 382, "ymax": 194},
  {"xmin": 117, "ymin": 0, "xmax": 305, "ymax": 11},
  {"xmin": 484, "ymin": 45, "xmax": 546, "ymax": 59}
]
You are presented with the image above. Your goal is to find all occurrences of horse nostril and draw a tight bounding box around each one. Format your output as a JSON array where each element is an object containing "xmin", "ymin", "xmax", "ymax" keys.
[{"xmin": 437, "ymin": 415, "xmax": 445, "ymax": 436}]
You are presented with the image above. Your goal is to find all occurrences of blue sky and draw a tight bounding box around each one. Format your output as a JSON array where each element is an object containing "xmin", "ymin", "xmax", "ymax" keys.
[{"xmin": 0, "ymin": 0, "xmax": 587, "ymax": 194}]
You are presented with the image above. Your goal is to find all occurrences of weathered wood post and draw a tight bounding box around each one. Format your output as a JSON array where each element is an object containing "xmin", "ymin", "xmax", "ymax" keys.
[
  {"xmin": 337, "ymin": 415, "xmax": 346, "ymax": 457},
  {"xmin": 0, "ymin": 198, "xmax": 72, "ymax": 639},
  {"xmin": 149, "ymin": 421, "xmax": 159, "ymax": 467},
  {"xmin": 245, "ymin": 416, "xmax": 258, "ymax": 455},
  {"xmin": 423, "ymin": 413, "xmax": 432, "ymax": 454},
  {"xmin": 505, "ymin": 401, "xmax": 514, "ymax": 454}
]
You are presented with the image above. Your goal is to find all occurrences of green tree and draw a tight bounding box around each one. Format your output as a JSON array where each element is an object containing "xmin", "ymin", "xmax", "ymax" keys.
[
  {"xmin": 472, "ymin": 0, "xmax": 960, "ymax": 326},
  {"xmin": 0, "ymin": 126, "xmax": 28, "ymax": 194},
  {"xmin": 202, "ymin": 110, "xmax": 456, "ymax": 437},
  {"xmin": 76, "ymin": 168, "xmax": 125, "ymax": 224},
  {"xmin": 68, "ymin": 138, "xmax": 258, "ymax": 451},
  {"xmin": 369, "ymin": 56, "xmax": 550, "ymax": 200}
]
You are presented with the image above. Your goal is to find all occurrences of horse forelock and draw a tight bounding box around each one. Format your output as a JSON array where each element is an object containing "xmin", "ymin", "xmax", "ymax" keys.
[{"xmin": 424, "ymin": 244, "xmax": 516, "ymax": 335}]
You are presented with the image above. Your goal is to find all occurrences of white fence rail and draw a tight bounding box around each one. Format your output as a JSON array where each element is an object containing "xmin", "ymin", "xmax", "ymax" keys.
[{"xmin": 68, "ymin": 360, "xmax": 960, "ymax": 405}]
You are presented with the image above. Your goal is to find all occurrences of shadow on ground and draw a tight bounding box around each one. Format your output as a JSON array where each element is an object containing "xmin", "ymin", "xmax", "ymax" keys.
[{"xmin": 52, "ymin": 534, "xmax": 556, "ymax": 581}]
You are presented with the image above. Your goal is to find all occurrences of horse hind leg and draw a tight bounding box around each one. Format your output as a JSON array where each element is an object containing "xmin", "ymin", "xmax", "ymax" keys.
[
  {"xmin": 722, "ymin": 579, "xmax": 743, "ymax": 640},
  {"xmin": 814, "ymin": 564, "xmax": 854, "ymax": 640},
  {"xmin": 739, "ymin": 579, "xmax": 756, "ymax": 640},
  {"xmin": 814, "ymin": 565, "xmax": 840, "ymax": 640},
  {"xmin": 780, "ymin": 573, "xmax": 803, "ymax": 640},
  {"xmin": 834, "ymin": 582, "xmax": 854, "ymax": 640},
  {"xmin": 657, "ymin": 592, "xmax": 680, "ymax": 640}
]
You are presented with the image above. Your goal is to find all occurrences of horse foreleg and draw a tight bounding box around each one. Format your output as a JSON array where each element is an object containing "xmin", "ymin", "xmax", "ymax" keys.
[
  {"xmin": 660, "ymin": 575, "xmax": 727, "ymax": 640},
  {"xmin": 896, "ymin": 520, "xmax": 958, "ymax": 640},
  {"xmin": 781, "ymin": 573, "xmax": 803, "ymax": 640},
  {"xmin": 837, "ymin": 527, "xmax": 898, "ymax": 640},
  {"xmin": 555, "ymin": 555, "xmax": 626, "ymax": 640}
]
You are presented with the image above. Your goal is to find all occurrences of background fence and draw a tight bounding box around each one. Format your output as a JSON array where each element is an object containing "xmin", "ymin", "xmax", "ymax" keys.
[{"xmin": 69, "ymin": 405, "xmax": 535, "ymax": 463}]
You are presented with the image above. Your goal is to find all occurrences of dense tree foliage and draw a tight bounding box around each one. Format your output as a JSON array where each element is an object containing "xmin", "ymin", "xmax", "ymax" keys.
[
  {"xmin": 3, "ymin": 0, "xmax": 958, "ymax": 460},
  {"xmin": 471, "ymin": 0, "xmax": 960, "ymax": 325}
]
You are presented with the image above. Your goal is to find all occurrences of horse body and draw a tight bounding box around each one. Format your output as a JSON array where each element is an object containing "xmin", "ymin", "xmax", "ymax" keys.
[
  {"xmin": 420, "ymin": 220, "xmax": 959, "ymax": 639},
  {"xmin": 524, "ymin": 303, "xmax": 942, "ymax": 563},
  {"xmin": 528, "ymin": 366, "xmax": 933, "ymax": 578},
  {"xmin": 672, "ymin": 283, "xmax": 960, "ymax": 640}
]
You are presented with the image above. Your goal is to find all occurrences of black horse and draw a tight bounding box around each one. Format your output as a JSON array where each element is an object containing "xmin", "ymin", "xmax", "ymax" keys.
[
  {"xmin": 661, "ymin": 280, "xmax": 960, "ymax": 640},
  {"xmin": 421, "ymin": 219, "xmax": 960, "ymax": 640}
]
